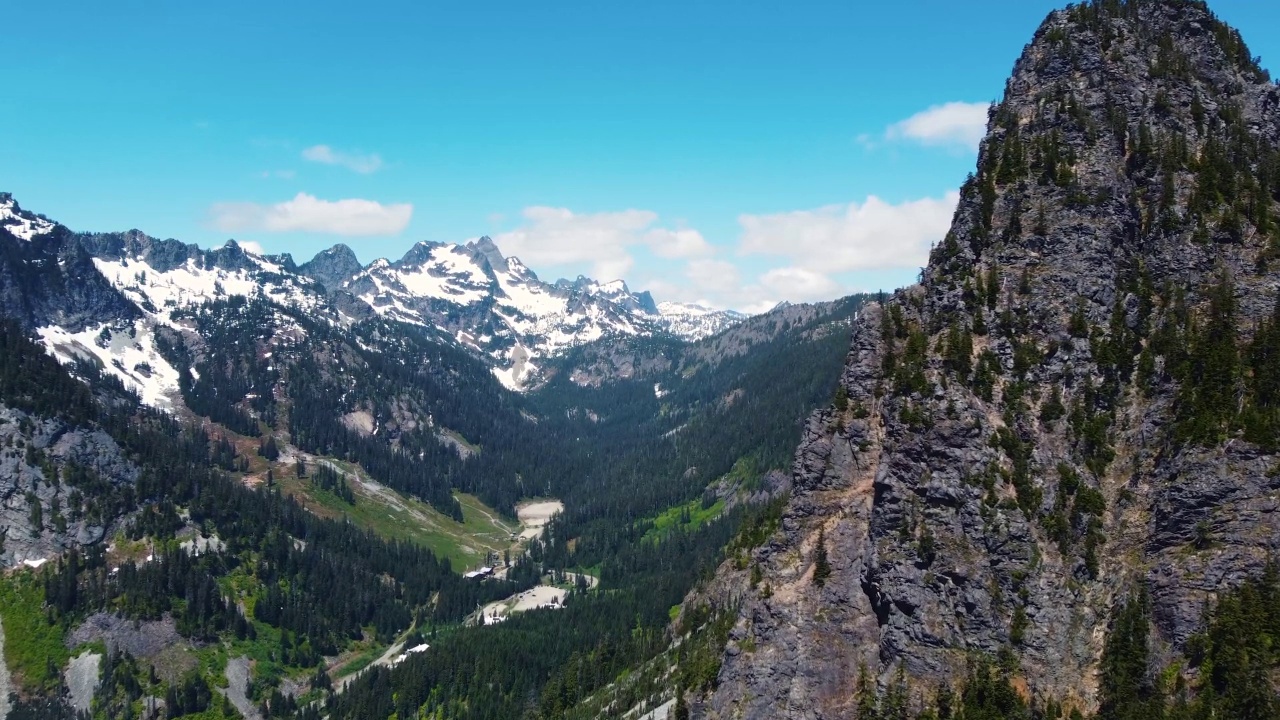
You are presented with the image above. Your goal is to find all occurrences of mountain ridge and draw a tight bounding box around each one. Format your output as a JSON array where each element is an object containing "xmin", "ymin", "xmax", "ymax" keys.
[
  {"xmin": 0, "ymin": 198, "xmax": 748, "ymax": 391},
  {"xmin": 697, "ymin": 0, "xmax": 1280, "ymax": 716}
]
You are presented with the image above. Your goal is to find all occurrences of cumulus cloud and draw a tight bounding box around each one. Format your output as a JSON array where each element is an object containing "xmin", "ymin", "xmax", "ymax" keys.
[
  {"xmin": 301, "ymin": 144, "xmax": 384, "ymax": 174},
  {"xmin": 490, "ymin": 206, "xmax": 711, "ymax": 281},
  {"xmin": 482, "ymin": 193, "xmax": 957, "ymax": 314},
  {"xmin": 885, "ymin": 101, "xmax": 990, "ymax": 152},
  {"xmin": 638, "ymin": 192, "xmax": 956, "ymax": 310},
  {"xmin": 235, "ymin": 240, "xmax": 266, "ymax": 255},
  {"xmin": 209, "ymin": 193, "xmax": 413, "ymax": 236},
  {"xmin": 739, "ymin": 192, "xmax": 959, "ymax": 272},
  {"xmin": 635, "ymin": 259, "xmax": 844, "ymax": 314},
  {"xmin": 680, "ymin": 263, "xmax": 841, "ymax": 310},
  {"xmin": 756, "ymin": 266, "xmax": 843, "ymax": 300}
]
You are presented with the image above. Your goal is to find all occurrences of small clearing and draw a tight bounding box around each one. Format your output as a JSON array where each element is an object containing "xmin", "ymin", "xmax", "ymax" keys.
[
  {"xmin": 563, "ymin": 571, "xmax": 600, "ymax": 589},
  {"xmin": 516, "ymin": 500, "xmax": 564, "ymax": 540},
  {"xmin": 476, "ymin": 585, "xmax": 568, "ymax": 625},
  {"xmin": 340, "ymin": 411, "xmax": 375, "ymax": 437},
  {"xmin": 370, "ymin": 641, "xmax": 405, "ymax": 670},
  {"xmin": 67, "ymin": 612, "xmax": 182, "ymax": 662},
  {"xmin": 293, "ymin": 459, "xmax": 515, "ymax": 568}
]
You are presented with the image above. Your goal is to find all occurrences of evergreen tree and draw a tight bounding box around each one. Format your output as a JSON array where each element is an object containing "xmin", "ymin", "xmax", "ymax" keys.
[
  {"xmin": 1098, "ymin": 588, "xmax": 1161, "ymax": 720},
  {"xmin": 856, "ymin": 662, "xmax": 880, "ymax": 720},
  {"xmin": 813, "ymin": 527, "xmax": 832, "ymax": 588}
]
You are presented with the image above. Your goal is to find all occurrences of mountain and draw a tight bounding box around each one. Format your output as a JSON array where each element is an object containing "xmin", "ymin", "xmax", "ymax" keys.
[
  {"xmin": 0, "ymin": 193, "xmax": 54, "ymax": 241},
  {"xmin": 694, "ymin": 1, "xmax": 1280, "ymax": 717},
  {"xmin": 334, "ymin": 237, "xmax": 672, "ymax": 388},
  {"xmin": 0, "ymin": 201, "xmax": 748, "ymax": 396},
  {"xmin": 655, "ymin": 301, "xmax": 747, "ymax": 341},
  {"xmin": 313, "ymin": 236, "xmax": 744, "ymax": 387},
  {"xmin": 0, "ymin": 189, "xmax": 865, "ymax": 717}
]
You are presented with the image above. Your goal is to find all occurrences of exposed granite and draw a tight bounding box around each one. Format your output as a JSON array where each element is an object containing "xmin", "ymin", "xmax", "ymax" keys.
[{"xmin": 702, "ymin": 1, "xmax": 1280, "ymax": 716}]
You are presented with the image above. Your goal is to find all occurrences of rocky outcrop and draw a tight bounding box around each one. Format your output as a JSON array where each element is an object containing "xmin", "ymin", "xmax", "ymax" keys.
[
  {"xmin": 0, "ymin": 223, "xmax": 141, "ymax": 333},
  {"xmin": 704, "ymin": 1, "xmax": 1280, "ymax": 716},
  {"xmin": 299, "ymin": 243, "xmax": 363, "ymax": 290},
  {"xmin": 0, "ymin": 405, "xmax": 138, "ymax": 567}
]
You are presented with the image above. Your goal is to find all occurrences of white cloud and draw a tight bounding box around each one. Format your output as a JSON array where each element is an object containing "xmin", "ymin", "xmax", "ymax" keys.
[
  {"xmin": 646, "ymin": 227, "xmax": 712, "ymax": 258},
  {"xmin": 490, "ymin": 206, "xmax": 711, "ymax": 281},
  {"xmin": 236, "ymin": 240, "xmax": 266, "ymax": 255},
  {"xmin": 739, "ymin": 192, "xmax": 958, "ymax": 273},
  {"xmin": 885, "ymin": 101, "xmax": 990, "ymax": 152},
  {"xmin": 639, "ymin": 192, "xmax": 955, "ymax": 310},
  {"xmin": 481, "ymin": 193, "xmax": 956, "ymax": 314},
  {"xmin": 210, "ymin": 193, "xmax": 412, "ymax": 236},
  {"xmin": 757, "ymin": 266, "xmax": 842, "ymax": 300},
  {"xmin": 636, "ymin": 259, "xmax": 840, "ymax": 314},
  {"xmin": 301, "ymin": 144, "xmax": 384, "ymax": 174}
]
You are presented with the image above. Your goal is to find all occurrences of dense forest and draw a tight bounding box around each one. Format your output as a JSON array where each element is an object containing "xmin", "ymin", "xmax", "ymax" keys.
[
  {"xmin": 0, "ymin": 320, "xmax": 530, "ymax": 717},
  {"xmin": 0, "ymin": 285, "xmax": 864, "ymax": 719},
  {"xmin": 146, "ymin": 291, "xmax": 866, "ymax": 584}
]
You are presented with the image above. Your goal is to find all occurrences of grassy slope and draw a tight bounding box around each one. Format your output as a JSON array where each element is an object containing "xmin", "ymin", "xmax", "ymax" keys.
[
  {"xmin": 217, "ymin": 420, "xmax": 516, "ymax": 572},
  {"xmin": 276, "ymin": 459, "xmax": 516, "ymax": 571},
  {"xmin": 0, "ymin": 569, "xmax": 69, "ymax": 693},
  {"xmin": 641, "ymin": 498, "xmax": 726, "ymax": 544}
]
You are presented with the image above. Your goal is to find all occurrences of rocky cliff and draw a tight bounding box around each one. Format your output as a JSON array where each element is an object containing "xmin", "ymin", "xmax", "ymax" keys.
[
  {"xmin": 0, "ymin": 404, "xmax": 140, "ymax": 568},
  {"xmin": 703, "ymin": 1, "xmax": 1280, "ymax": 716}
]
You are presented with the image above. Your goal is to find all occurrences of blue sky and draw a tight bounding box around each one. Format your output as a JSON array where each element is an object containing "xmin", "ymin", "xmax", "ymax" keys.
[{"xmin": 3, "ymin": 1, "xmax": 1278, "ymax": 312}]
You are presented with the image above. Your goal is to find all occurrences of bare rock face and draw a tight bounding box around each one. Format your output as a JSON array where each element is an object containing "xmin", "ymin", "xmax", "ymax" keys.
[
  {"xmin": 299, "ymin": 243, "xmax": 363, "ymax": 291},
  {"xmin": 704, "ymin": 1, "xmax": 1280, "ymax": 716},
  {"xmin": 0, "ymin": 219, "xmax": 141, "ymax": 334},
  {"xmin": 0, "ymin": 405, "xmax": 138, "ymax": 567}
]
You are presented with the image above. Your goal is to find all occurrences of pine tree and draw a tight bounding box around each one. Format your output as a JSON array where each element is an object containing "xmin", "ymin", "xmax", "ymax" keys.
[
  {"xmin": 855, "ymin": 662, "xmax": 880, "ymax": 720},
  {"xmin": 882, "ymin": 665, "xmax": 910, "ymax": 720},
  {"xmin": 813, "ymin": 527, "xmax": 832, "ymax": 588},
  {"xmin": 673, "ymin": 688, "xmax": 690, "ymax": 720},
  {"xmin": 1098, "ymin": 588, "xmax": 1161, "ymax": 720}
]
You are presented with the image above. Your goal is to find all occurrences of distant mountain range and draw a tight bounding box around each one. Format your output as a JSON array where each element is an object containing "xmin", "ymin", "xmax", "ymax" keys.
[{"xmin": 0, "ymin": 192, "xmax": 744, "ymax": 391}]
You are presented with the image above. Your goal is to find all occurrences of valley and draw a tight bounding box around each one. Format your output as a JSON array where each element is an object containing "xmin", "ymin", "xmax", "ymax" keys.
[
  {"xmin": 4, "ymin": 0, "xmax": 1280, "ymax": 718},
  {"xmin": 0, "ymin": 190, "xmax": 864, "ymax": 718}
]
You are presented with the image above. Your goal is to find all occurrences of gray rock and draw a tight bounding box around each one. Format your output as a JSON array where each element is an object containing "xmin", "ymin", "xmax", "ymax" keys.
[{"xmin": 700, "ymin": 1, "xmax": 1280, "ymax": 716}]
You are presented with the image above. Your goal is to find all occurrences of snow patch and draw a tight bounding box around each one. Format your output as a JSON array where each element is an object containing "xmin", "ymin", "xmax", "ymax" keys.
[
  {"xmin": 93, "ymin": 256, "xmax": 323, "ymax": 326},
  {"xmin": 0, "ymin": 198, "xmax": 55, "ymax": 240},
  {"xmin": 38, "ymin": 320, "xmax": 183, "ymax": 410}
]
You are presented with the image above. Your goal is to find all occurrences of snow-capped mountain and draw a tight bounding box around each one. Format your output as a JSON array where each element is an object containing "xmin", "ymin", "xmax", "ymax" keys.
[
  {"xmin": 0, "ymin": 193, "xmax": 55, "ymax": 240},
  {"xmin": 654, "ymin": 301, "xmax": 746, "ymax": 341},
  {"xmin": 32, "ymin": 231, "xmax": 335, "ymax": 411},
  {"xmin": 333, "ymin": 237, "xmax": 675, "ymax": 388},
  {"xmin": 0, "ymin": 194, "xmax": 746, "ymax": 395}
]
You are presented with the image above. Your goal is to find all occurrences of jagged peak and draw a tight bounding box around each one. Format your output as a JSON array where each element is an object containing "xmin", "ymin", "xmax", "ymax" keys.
[
  {"xmin": 924, "ymin": 0, "xmax": 1280, "ymax": 283},
  {"xmin": 323, "ymin": 243, "xmax": 358, "ymax": 259},
  {"xmin": 1008, "ymin": 0, "xmax": 1272, "ymax": 105},
  {"xmin": 397, "ymin": 239, "xmax": 449, "ymax": 267},
  {"xmin": 466, "ymin": 235, "xmax": 510, "ymax": 271}
]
